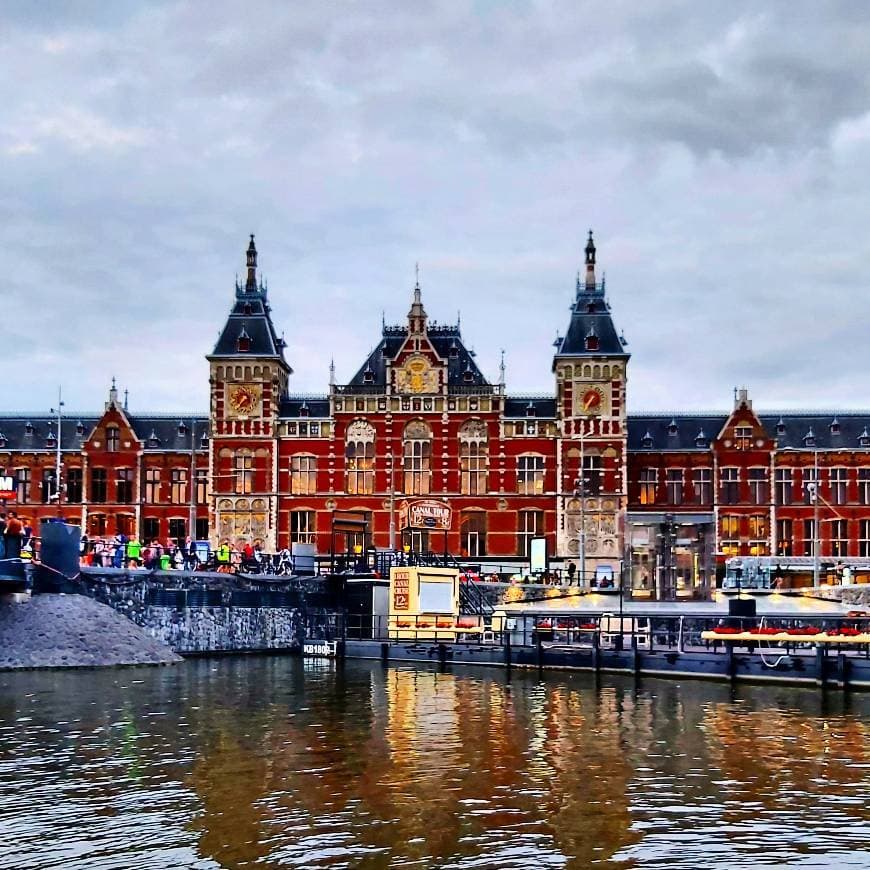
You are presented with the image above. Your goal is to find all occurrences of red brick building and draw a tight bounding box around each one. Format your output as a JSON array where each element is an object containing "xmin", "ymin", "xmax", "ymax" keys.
[{"xmin": 3, "ymin": 233, "xmax": 870, "ymax": 597}]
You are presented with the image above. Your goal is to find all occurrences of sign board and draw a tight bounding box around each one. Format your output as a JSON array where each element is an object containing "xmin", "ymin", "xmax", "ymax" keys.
[
  {"xmin": 303, "ymin": 640, "xmax": 337, "ymax": 657},
  {"xmin": 400, "ymin": 499, "xmax": 452, "ymax": 531},
  {"xmin": 392, "ymin": 568, "xmax": 411, "ymax": 610},
  {"xmin": 0, "ymin": 476, "xmax": 15, "ymax": 501},
  {"xmin": 529, "ymin": 536, "xmax": 548, "ymax": 574}
]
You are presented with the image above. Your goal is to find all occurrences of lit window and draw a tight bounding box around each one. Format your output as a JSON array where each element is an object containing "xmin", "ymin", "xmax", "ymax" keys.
[
  {"xmin": 403, "ymin": 421, "xmax": 432, "ymax": 495},
  {"xmin": 291, "ymin": 455, "xmax": 317, "ymax": 495},
  {"xmin": 517, "ymin": 455, "xmax": 545, "ymax": 495},
  {"xmin": 170, "ymin": 468, "xmax": 188, "ymax": 505},
  {"xmin": 460, "ymin": 420, "xmax": 488, "ymax": 495},
  {"xmin": 346, "ymin": 420, "xmax": 375, "ymax": 495}
]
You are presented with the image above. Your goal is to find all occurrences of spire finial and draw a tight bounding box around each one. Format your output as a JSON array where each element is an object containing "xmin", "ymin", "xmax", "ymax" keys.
[
  {"xmin": 245, "ymin": 234, "xmax": 257, "ymax": 292},
  {"xmin": 329, "ymin": 358, "xmax": 335, "ymax": 386},
  {"xmin": 123, "ymin": 388, "xmax": 129, "ymax": 410},
  {"xmin": 584, "ymin": 229, "xmax": 597, "ymax": 290},
  {"xmin": 499, "ymin": 349, "xmax": 506, "ymax": 387}
]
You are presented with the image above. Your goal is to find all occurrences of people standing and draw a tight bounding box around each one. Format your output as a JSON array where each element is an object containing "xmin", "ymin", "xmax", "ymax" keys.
[
  {"xmin": 0, "ymin": 512, "xmax": 6, "ymax": 560},
  {"xmin": 4, "ymin": 511, "xmax": 23, "ymax": 559}
]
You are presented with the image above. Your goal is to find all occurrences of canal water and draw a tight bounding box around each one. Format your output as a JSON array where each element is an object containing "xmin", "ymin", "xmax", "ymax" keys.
[{"xmin": 1, "ymin": 659, "xmax": 869, "ymax": 869}]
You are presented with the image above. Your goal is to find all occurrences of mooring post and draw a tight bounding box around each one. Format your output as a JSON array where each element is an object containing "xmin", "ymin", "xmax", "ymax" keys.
[
  {"xmin": 592, "ymin": 629, "xmax": 600, "ymax": 674},
  {"xmin": 631, "ymin": 632, "xmax": 640, "ymax": 677},
  {"xmin": 837, "ymin": 652, "xmax": 849, "ymax": 691},
  {"xmin": 815, "ymin": 644, "xmax": 826, "ymax": 688},
  {"xmin": 380, "ymin": 642, "xmax": 389, "ymax": 664},
  {"xmin": 437, "ymin": 642, "xmax": 447, "ymax": 670},
  {"xmin": 536, "ymin": 635, "xmax": 544, "ymax": 670},
  {"xmin": 727, "ymin": 643, "xmax": 736, "ymax": 683},
  {"xmin": 504, "ymin": 628, "xmax": 512, "ymax": 668}
]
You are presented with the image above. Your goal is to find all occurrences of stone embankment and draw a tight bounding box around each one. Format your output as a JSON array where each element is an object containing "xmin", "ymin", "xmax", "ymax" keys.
[
  {"xmin": 0, "ymin": 594, "xmax": 182, "ymax": 670},
  {"xmin": 808, "ymin": 587, "xmax": 870, "ymax": 609}
]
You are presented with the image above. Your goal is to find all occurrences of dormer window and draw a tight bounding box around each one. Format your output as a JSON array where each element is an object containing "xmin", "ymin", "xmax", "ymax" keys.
[
  {"xmin": 243, "ymin": 303, "xmax": 252, "ymax": 316},
  {"xmin": 463, "ymin": 367, "xmax": 474, "ymax": 383},
  {"xmin": 299, "ymin": 403, "xmax": 310, "ymax": 418},
  {"xmin": 641, "ymin": 430, "xmax": 653, "ymax": 449},
  {"xmin": 0, "ymin": 432, "xmax": 6, "ymax": 448},
  {"xmin": 586, "ymin": 302, "xmax": 595, "ymax": 314},
  {"xmin": 584, "ymin": 334, "xmax": 599, "ymax": 351},
  {"xmin": 734, "ymin": 425, "xmax": 752, "ymax": 450},
  {"xmin": 237, "ymin": 325, "xmax": 251, "ymax": 353},
  {"xmin": 46, "ymin": 430, "xmax": 57, "ymax": 448},
  {"xmin": 859, "ymin": 427, "xmax": 870, "ymax": 448},
  {"xmin": 695, "ymin": 429, "xmax": 707, "ymax": 448},
  {"xmin": 804, "ymin": 427, "xmax": 816, "ymax": 448},
  {"xmin": 526, "ymin": 402, "xmax": 537, "ymax": 418},
  {"xmin": 147, "ymin": 429, "xmax": 160, "ymax": 448},
  {"xmin": 449, "ymin": 340, "xmax": 459, "ymax": 359},
  {"xmin": 200, "ymin": 432, "xmax": 209, "ymax": 448},
  {"xmin": 24, "ymin": 422, "xmax": 33, "ymax": 436},
  {"xmin": 363, "ymin": 366, "xmax": 374, "ymax": 384},
  {"xmin": 776, "ymin": 417, "xmax": 786, "ymax": 435},
  {"xmin": 75, "ymin": 421, "xmax": 85, "ymax": 436},
  {"xmin": 667, "ymin": 419, "xmax": 678, "ymax": 436},
  {"xmin": 830, "ymin": 417, "xmax": 840, "ymax": 436},
  {"xmin": 177, "ymin": 421, "xmax": 188, "ymax": 436}
]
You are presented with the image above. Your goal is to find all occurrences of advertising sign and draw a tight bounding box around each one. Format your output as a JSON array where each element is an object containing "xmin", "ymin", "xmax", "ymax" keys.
[
  {"xmin": 529, "ymin": 536, "xmax": 548, "ymax": 574},
  {"xmin": 392, "ymin": 568, "xmax": 411, "ymax": 610},
  {"xmin": 401, "ymin": 499, "xmax": 452, "ymax": 531},
  {"xmin": 0, "ymin": 476, "xmax": 15, "ymax": 501}
]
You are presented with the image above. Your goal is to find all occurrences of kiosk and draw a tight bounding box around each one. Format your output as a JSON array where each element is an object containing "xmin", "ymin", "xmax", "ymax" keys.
[{"xmin": 388, "ymin": 565, "xmax": 482, "ymax": 639}]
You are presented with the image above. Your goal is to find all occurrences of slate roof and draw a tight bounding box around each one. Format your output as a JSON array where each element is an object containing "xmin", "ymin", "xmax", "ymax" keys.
[
  {"xmin": 555, "ymin": 279, "xmax": 628, "ymax": 359},
  {"xmin": 503, "ymin": 397, "xmax": 557, "ymax": 418},
  {"xmin": 628, "ymin": 412, "xmax": 870, "ymax": 451},
  {"xmin": 346, "ymin": 323, "xmax": 490, "ymax": 389},
  {"xmin": 279, "ymin": 397, "xmax": 331, "ymax": 419},
  {"xmin": 209, "ymin": 291, "xmax": 288, "ymax": 362},
  {"xmin": 0, "ymin": 414, "xmax": 208, "ymax": 452}
]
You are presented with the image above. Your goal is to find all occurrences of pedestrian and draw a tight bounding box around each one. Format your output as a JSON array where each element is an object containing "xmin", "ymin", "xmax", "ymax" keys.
[
  {"xmin": 0, "ymin": 512, "xmax": 6, "ymax": 560},
  {"xmin": 4, "ymin": 510, "xmax": 23, "ymax": 559},
  {"xmin": 566, "ymin": 561, "xmax": 577, "ymax": 585}
]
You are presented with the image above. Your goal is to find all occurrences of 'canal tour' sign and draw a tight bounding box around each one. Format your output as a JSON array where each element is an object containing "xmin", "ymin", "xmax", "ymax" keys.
[{"xmin": 400, "ymin": 499, "xmax": 452, "ymax": 531}]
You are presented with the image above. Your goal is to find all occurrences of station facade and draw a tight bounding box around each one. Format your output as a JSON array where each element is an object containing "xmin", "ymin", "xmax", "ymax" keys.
[{"xmin": 3, "ymin": 233, "xmax": 870, "ymax": 597}]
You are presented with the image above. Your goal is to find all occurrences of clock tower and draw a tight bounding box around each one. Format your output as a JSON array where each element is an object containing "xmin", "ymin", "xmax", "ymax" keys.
[
  {"xmin": 553, "ymin": 231, "xmax": 630, "ymax": 583},
  {"xmin": 206, "ymin": 236, "xmax": 291, "ymax": 549}
]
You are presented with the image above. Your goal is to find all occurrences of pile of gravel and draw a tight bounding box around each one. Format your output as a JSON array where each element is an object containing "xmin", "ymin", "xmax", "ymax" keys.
[{"xmin": 0, "ymin": 593, "xmax": 182, "ymax": 669}]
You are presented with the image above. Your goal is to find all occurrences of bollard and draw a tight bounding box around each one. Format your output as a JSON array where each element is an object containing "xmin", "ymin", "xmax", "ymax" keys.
[
  {"xmin": 380, "ymin": 642, "xmax": 389, "ymax": 664},
  {"xmin": 815, "ymin": 644, "xmax": 826, "ymax": 689},
  {"xmin": 631, "ymin": 632, "xmax": 640, "ymax": 677},
  {"xmin": 504, "ymin": 630, "xmax": 512, "ymax": 668},
  {"xmin": 592, "ymin": 630, "xmax": 600, "ymax": 674},
  {"xmin": 837, "ymin": 652, "xmax": 850, "ymax": 691}
]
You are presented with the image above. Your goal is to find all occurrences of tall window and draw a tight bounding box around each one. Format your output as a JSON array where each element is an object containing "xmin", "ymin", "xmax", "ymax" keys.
[
  {"xmin": 692, "ymin": 468, "xmax": 712, "ymax": 503},
  {"xmin": 41, "ymin": 469, "xmax": 57, "ymax": 504},
  {"xmin": 518, "ymin": 510, "xmax": 544, "ymax": 557},
  {"xmin": 803, "ymin": 467, "xmax": 819, "ymax": 505},
  {"xmin": 460, "ymin": 511, "xmax": 487, "ymax": 557},
  {"xmin": 775, "ymin": 468, "xmax": 792, "ymax": 504},
  {"xmin": 145, "ymin": 468, "xmax": 161, "ymax": 503},
  {"xmin": 291, "ymin": 455, "xmax": 317, "ymax": 495},
  {"xmin": 90, "ymin": 468, "xmax": 107, "ymax": 504},
  {"xmin": 802, "ymin": 519, "xmax": 817, "ymax": 557},
  {"xmin": 459, "ymin": 420, "xmax": 488, "ymax": 495},
  {"xmin": 859, "ymin": 468, "xmax": 870, "ymax": 505},
  {"xmin": 720, "ymin": 468, "xmax": 739, "ymax": 504},
  {"xmin": 106, "ymin": 426, "xmax": 120, "ymax": 452},
  {"xmin": 582, "ymin": 454, "xmax": 601, "ymax": 496},
  {"xmin": 116, "ymin": 469, "xmax": 133, "ymax": 504},
  {"xmin": 721, "ymin": 515, "xmax": 740, "ymax": 538},
  {"xmin": 776, "ymin": 519, "xmax": 793, "ymax": 555},
  {"xmin": 143, "ymin": 517, "xmax": 160, "ymax": 541},
  {"xmin": 168, "ymin": 518, "xmax": 186, "ymax": 542},
  {"xmin": 403, "ymin": 421, "xmax": 432, "ymax": 495},
  {"xmin": 170, "ymin": 468, "xmax": 188, "ymax": 504},
  {"xmin": 234, "ymin": 450, "xmax": 254, "ymax": 494},
  {"xmin": 748, "ymin": 468, "xmax": 768, "ymax": 505},
  {"xmin": 66, "ymin": 468, "xmax": 82, "ymax": 503},
  {"xmin": 290, "ymin": 510, "xmax": 315, "ymax": 544},
  {"xmin": 639, "ymin": 468, "xmax": 657, "ymax": 505},
  {"xmin": 831, "ymin": 519, "xmax": 848, "ymax": 557},
  {"xmin": 196, "ymin": 469, "xmax": 208, "ymax": 503},
  {"xmin": 517, "ymin": 455, "xmax": 545, "ymax": 495},
  {"xmin": 734, "ymin": 426, "xmax": 753, "ymax": 450},
  {"xmin": 345, "ymin": 420, "xmax": 375, "ymax": 495},
  {"xmin": 861, "ymin": 519, "xmax": 870, "ymax": 558},
  {"xmin": 666, "ymin": 469, "xmax": 683, "ymax": 505},
  {"xmin": 830, "ymin": 468, "xmax": 848, "ymax": 505},
  {"xmin": 749, "ymin": 514, "xmax": 768, "ymax": 539},
  {"xmin": 16, "ymin": 468, "xmax": 30, "ymax": 503}
]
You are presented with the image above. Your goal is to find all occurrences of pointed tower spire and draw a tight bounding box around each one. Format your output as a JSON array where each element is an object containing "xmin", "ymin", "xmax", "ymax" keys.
[
  {"xmin": 584, "ymin": 229, "xmax": 596, "ymax": 291},
  {"xmin": 106, "ymin": 377, "xmax": 119, "ymax": 411},
  {"xmin": 499, "ymin": 348, "xmax": 506, "ymax": 388},
  {"xmin": 245, "ymin": 234, "xmax": 257, "ymax": 292},
  {"xmin": 407, "ymin": 262, "xmax": 427, "ymax": 335},
  {"xmin": 329, "ymin": 358, "xmax": 335, "ymax": 386}
]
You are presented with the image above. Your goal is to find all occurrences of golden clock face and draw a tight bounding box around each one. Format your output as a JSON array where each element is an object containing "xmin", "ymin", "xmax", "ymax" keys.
[
  {"xmin": 228, "ymin": 384, "xmax": 261, "ymax": 417},
  {"xmin": 576, "ymin": 385, "xmax": 607, "ymax": 416}
]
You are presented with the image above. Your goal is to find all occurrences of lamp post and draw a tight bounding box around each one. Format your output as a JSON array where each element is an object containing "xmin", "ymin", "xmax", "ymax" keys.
[
  {"xmin": 188, "ymin": 418, "xmax": 197, "ymax": 544},
  {"xmin": 49, "ymin": 387, "xmax": 64, "ymax": 511},
  {"xmin": 387, "ymin": 452, "xmax": 396, "ymax": 551},
  {"xmin": 574, "ymin": 421, "xmax": 586, "ymax": 588}
]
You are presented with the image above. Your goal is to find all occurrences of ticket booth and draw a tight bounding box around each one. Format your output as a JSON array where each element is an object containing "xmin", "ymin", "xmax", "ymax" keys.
[{"xmin": 388, "ymin": 565, "xmax": 482, "ymax": 639}]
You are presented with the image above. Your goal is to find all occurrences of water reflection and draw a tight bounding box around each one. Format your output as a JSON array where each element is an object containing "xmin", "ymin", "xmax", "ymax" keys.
[{"xmin": 0, "ymin": 659, "xmax": 868, "ymax": 869}]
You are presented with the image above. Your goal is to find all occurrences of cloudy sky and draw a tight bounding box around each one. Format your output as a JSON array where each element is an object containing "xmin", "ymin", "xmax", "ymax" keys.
[{"xmin": 3, "ymin": 1, "xmax": 870, "ymax": 415}]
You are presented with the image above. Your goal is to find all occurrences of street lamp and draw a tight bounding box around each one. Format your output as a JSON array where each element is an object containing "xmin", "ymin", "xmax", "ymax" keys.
[{"xmin": 49, "ymin": 387, "xmax": 64, "ymax": 510}]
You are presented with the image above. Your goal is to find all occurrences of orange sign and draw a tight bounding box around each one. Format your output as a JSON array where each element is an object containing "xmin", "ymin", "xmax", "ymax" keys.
[{"xmin": 393, "ymin": 569, "xmax": 410, "ymax": 610}]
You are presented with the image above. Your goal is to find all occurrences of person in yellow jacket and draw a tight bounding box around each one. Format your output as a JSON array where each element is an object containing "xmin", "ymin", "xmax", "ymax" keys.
[
  {"xmin": 216, "ymin": 540, "xmax": 231, "ymax": 573},
  {"xmin": 125, "ymin": 537, "xmax": 142, "ymax": 569}
]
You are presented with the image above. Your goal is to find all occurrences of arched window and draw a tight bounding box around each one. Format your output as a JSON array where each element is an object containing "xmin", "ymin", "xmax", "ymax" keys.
[
  {"xmin": 233, "ymin": 449, "xmax": 254, "ymax": 494},
  {"xmin": 345, "ymin": 420, "xmax": 375, "ymax": 495},
  {"xmin": 459, "ymin": 420, "xmax": 488, "ymax": 495},
  {"xmin": 403, "ymin": 420, "xmax": 432, "ymax": 495}
]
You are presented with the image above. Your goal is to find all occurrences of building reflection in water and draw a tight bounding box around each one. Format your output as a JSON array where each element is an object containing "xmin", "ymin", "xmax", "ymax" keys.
[{"xmin": 2, "ymin": 659, "xmax": 870, "ymax": 869}]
